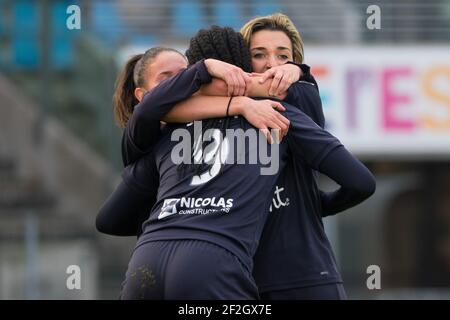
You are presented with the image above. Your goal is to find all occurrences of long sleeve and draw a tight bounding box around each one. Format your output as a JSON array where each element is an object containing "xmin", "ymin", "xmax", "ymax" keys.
[
  {"xmin": 121, "ymin": 59, "xmax": 212, "ymax": 166},
  {"xmin": 96, "ymin": 154, "xmax": 159, "ymax": 237},
  {"xmin": 283, "ymin": 82, "xmax": 375, "ymax": 216},
  {"xmin": 95, "ymin": 181, "xmax": 156, "ymax": 236},
  {"xmin": 318, "ymin": 146, "xmax": 376, "ymax": 217},
  {"xmin": 283, "ymin": 79, "xmax": 325, "ymax": 129},
  {"xmin": 284, "ymin": 102, "xmax": 376, "ymax": 215},
  {"xmin": 286, "ymin": 62, "xmax": 320, "ymax": 92}
]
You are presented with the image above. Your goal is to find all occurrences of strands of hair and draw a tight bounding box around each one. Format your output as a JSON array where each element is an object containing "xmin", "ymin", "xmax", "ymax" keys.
[{"xmin": 180, "ymin": 26, "xmax": 252, "ymax": 179}]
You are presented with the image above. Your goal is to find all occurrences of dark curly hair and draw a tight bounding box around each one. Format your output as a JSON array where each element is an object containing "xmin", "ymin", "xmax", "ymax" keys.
[
  {"xmin": 185, "ymin": 25, "xmax": 252, "ymax": 73},
  {"xmin": 180, "ymin": 26, "xmax": 252, "ymax": 178}
]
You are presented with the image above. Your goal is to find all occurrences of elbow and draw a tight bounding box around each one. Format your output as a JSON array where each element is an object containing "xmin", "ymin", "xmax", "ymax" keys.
[
  {"xmin": 355, "ymin": 171, "xmax": 376, "ymax": 201},
  {"xmin": 95, "ymin": 213, "xmax": 110, "ymax": 235},
  {"xmin": 95, "ymin": 207, "xmax": 118, "ymax": 236}
]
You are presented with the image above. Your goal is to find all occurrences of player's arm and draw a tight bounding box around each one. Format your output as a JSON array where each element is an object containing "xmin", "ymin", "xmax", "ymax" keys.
[
  {"xmin": 161, "ymin": 76, "xmax": 290, "ymax": 137},
  {"xmin": 284, "ymin": 83, "xmax": 374, "ymax": 216},
  {"xmin": 190, "ymin": 76, "xmax": 287, "ymax": 99},
  {"xmin": 253, "ymin": 62, "xmax": 319, "ymax": 97},
  {"xmin": 123, "ymin": 58, "xmax": 254, "ymax": 165},
  {"xmin": 96, "ymin": 155, "xmax": 158, "ymax": 237},
  {"xmin": 158, "ymin": 63, "xmax": 319, "ymax": 127},
  {"xmin": 316, "ymin": 147, "xmax": 376, "ymax": 216},
  {"xmin": 285, "ymin": 105, "xmax": 376, "ymax": 216},
  {"xmin": 122, "ymin": 59, "xmax": 213, "ymax": 166},
  {"xmin": 95, "ymin": 181, "xmax": 155, "ymax": 236},
  {"xmin": 288, "ymin": 62, "xmax": 320, "ymax": 92},
  {"xmin": 282, "ymin": 80, "xmax": 324, "ymax": 128}
]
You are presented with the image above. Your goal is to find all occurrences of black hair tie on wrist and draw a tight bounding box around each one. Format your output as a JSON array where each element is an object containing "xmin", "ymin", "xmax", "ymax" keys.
[{"xmin": 226, "ymin": 96, "xmax": 233, "ymax": 117}]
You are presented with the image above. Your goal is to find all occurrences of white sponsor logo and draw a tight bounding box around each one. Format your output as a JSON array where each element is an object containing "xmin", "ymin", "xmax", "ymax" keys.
[
  {"xmin": 158, "ymin": 198, "xmax": 180, "ymax": 220},
  {"xmin": 158, "ymin": 197, "xmax": 234, "ymax": 220},
  {"xmin": 269, "ymin": 185, "xmax": 290, "ymax": 212}
]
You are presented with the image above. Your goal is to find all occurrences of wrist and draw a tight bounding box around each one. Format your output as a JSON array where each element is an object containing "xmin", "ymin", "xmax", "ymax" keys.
[
  {"xmin": 228, "ymin": 96, "xmax": 247, "ymax": 116},
  {"xmin": 286, "ymin": 61, "xmax": 304, "ymax": 81},
  {"xmin": 204, "ymin": 59, "xmax": 212, "ymax": 74}
]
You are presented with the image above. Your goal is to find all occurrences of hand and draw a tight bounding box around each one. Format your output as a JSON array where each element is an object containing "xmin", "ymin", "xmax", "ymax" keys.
[
  {"xmin": 235, "ymin": 97, "xmax": 290, "ymax": 144},
  {"xmin": 256, "ymin": 63, "xmax": 302, "ymax": 96},
  {"xmin": 204, "ymin": 59, "xmax": 251, "ymax": 96}
]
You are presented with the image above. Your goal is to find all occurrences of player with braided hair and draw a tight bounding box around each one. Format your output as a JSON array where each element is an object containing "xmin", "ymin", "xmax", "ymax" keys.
[
  {"xmin": 125, "ymin": 15, "xmax": 354, "ymax": 299},
  {"xmin": 98, "ymin": 26, "xmax": 375, "ymax": 299}
]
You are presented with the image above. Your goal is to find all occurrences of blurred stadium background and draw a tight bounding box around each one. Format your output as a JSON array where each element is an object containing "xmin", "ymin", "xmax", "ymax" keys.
[{"xmin": 0, "ymin": 0, "xmax": 450, "ymax": 299}]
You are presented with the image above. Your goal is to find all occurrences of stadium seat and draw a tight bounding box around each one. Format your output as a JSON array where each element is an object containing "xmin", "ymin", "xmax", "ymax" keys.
[
  {"xmin": 252, "ymin": 0, "xmax": 282, "ymax": 16},
  {"xmin": 213, "ymin": 0, "xmax": 242, "ymax": 30},
  {"xmin": 172, "ymin": 0, "xmax": 206, "ymax": 37},
  {"xmin": 52, "ymin": 0, "xmax": 77, "ymax": 68},
  {"xmin": 91, "ymin": 1, "xmax": 123, "ymax": 46},
  {"xmin": 13, "ymin": 0, "xmax": 39, "ymax": 68}
]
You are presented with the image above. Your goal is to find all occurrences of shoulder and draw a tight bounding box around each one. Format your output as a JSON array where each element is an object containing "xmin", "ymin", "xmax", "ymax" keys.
[{"xmin": 289, "ymin": 81, "xmax": 319, "ymax": 97}]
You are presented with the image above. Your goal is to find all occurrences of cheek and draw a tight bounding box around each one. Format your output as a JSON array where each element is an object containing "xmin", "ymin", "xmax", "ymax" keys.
[
  {"xmin": 251, "ymin": 59, "xmax": 266, "ymax": 73},
  {"xmin": 146, "ymin": 77, "xmax": 159, "ymax": 90},
  {"xmin": 273, "ymin": 60, "xmax": 285, "ymax": 67}
]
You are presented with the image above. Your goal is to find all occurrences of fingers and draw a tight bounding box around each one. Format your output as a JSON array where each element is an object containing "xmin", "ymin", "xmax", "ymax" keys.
[
  {"xmin": 275, "ymin": 112, "xmax": 290, "ymax": 129},
  {"xmin": 274, "ymin": 113, "xmax": 290, "ymax": 138},
  {"xmin": 230, "ymin": 73, "xmax": 241, "ymax": 96},
  {"xmin": 225, "ymin": 69, "xmax": 250, "ymax": 96},
  {"xmin": 270, "ymin": 114, "xmax": 289, "ymax": 139},
  {"xmin": 260, "ymin": 108, "xmax": 287, "ymax": 141},
  {"xmin": 273, "ymin": 110, "xmax": 290, "ymax": 128},
  {"xmin": 268, "ymin": 71, "xmax": 284, "ymax": 96},
  {"xmin": 267, "ymin": 101, "xmax": 289, "ymax": 137},
  {"xmin": 263, "ymin": 119, "xmax": 283, "ymax": 144},
  {"xmin": 276, "ymin": 76, "xmax": 291, "ymax": 96},
  {"xmin": 260, "ymin": 128, "xmax": 272, "ymax": 144},
  {"xmin": 284, "ymin": 62, "xmax": 302, "ymax": 82},
  {"xmin": 235, "ymin": 71, "xmax": 247, "ymax": 96},
  {"xmin": 259, "ymin": 69, "xmax": 275, "ymax": 84},
  {"xmin": 225, "ymin": 74, "xmax": 236, "ymax": 96},
  {"xmin": 262, "ymin": 65, "xmax": 300, "ymax": 96},
  {"xmin": 243, "ymin": 73, "xmax": 252, "ymax": 96},
  {"xmin": 271, "ymin": 128, "xmax": 282, "ymax": 144},
  {"xmin": 208, "ymin": 60, "xmax": 249, "ymax": 96},
  {"xmin": 270, "ymin": 101, "xmax": 286, "ymax": 112}
]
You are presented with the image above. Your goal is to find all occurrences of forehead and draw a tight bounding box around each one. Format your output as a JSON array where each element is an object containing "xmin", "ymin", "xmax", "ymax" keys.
[
  {"xmin": 250, "ymin": 30, "xmax": 292, "ymax": 50},
  {"xmin": 150, "ymin": 51, "xmax": 187, "ymax": 71}
]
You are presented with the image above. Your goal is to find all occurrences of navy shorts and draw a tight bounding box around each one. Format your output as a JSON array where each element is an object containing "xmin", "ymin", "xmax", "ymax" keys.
[
  {"xmin": 120, "ymin": 239, "xmax": 259, "ymax": 300},
  {"xmin": 260, "ymin": 283, "xmax": 347, "ymax": 300}
]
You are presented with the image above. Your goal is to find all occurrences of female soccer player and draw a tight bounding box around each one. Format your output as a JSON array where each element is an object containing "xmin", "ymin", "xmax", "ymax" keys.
[
  {"xmin": 242, "ymin": 13, "xmax": 350, "ymax": 300},
  {"xmin": 117, "ymin": 13, "xmax": 355, "ymax": 299},
  {"xmin": 97, "ymin": 26, "xmax": 375, "ymax": 299},
  {"xmin": 99, "ymin": 46, "xmax": 290, "ymax": 236}
]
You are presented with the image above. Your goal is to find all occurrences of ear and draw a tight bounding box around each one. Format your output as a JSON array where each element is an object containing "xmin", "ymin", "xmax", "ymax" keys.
[{"xmin": 134, "ymin": 87, "xmax": 146, "ymax": 102}]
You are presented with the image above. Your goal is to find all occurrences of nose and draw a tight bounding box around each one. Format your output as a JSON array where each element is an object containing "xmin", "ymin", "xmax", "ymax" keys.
[{"xmin": 267, "ymin": 56, "xmax": 277, "ymax": 69}]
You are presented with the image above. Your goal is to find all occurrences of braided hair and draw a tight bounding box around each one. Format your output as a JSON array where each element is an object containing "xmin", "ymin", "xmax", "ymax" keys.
[
  {"xmin": 186, "ymin": 26, "xmax": 252, "ymax": 72},
  {"xmin": 180, "ymin": 26, "xmax": 253, "ymax": 178}
]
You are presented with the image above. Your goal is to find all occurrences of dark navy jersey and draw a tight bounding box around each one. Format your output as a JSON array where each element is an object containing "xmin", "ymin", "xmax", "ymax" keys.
[
  {"xmin": 253, "ymin": 81, "xmax": 342, "ymax": 291},
  {"xmin": 122, "ymin": 102, "xmax": 342, "ymax": 273},
  {"xmin": 100, "ymin": 63, "xmax": 376, "ymax": 292},
  {"xmin": 253, "ymin": 156, "xmax": 343, "ymax": 291}
]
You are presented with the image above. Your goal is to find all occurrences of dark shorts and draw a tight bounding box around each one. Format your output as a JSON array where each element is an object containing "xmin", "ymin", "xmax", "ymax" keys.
[
  {"xmin": 260, "ymin": 283, "xmax": 347, "ymax": 300},
  {"xmin": 120, "ymin": 239, "xmax": 259, "ymax": 300}
]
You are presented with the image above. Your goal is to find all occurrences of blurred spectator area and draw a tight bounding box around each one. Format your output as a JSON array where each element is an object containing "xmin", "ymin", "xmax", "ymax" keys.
[
  {"xmin": 0, "ymin": 0, "xmax": 449, "ymax": 164},
  {"xmin": 0, "ymin": 0, "xmax": 450, "ymax": 299},
  {"xmin": 1, "ymin": 0, "xmax": 450, "ymax": 165},
  {"xmin": 2, "ymin": 0, "xmax": 450, "ymax": 67}
]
